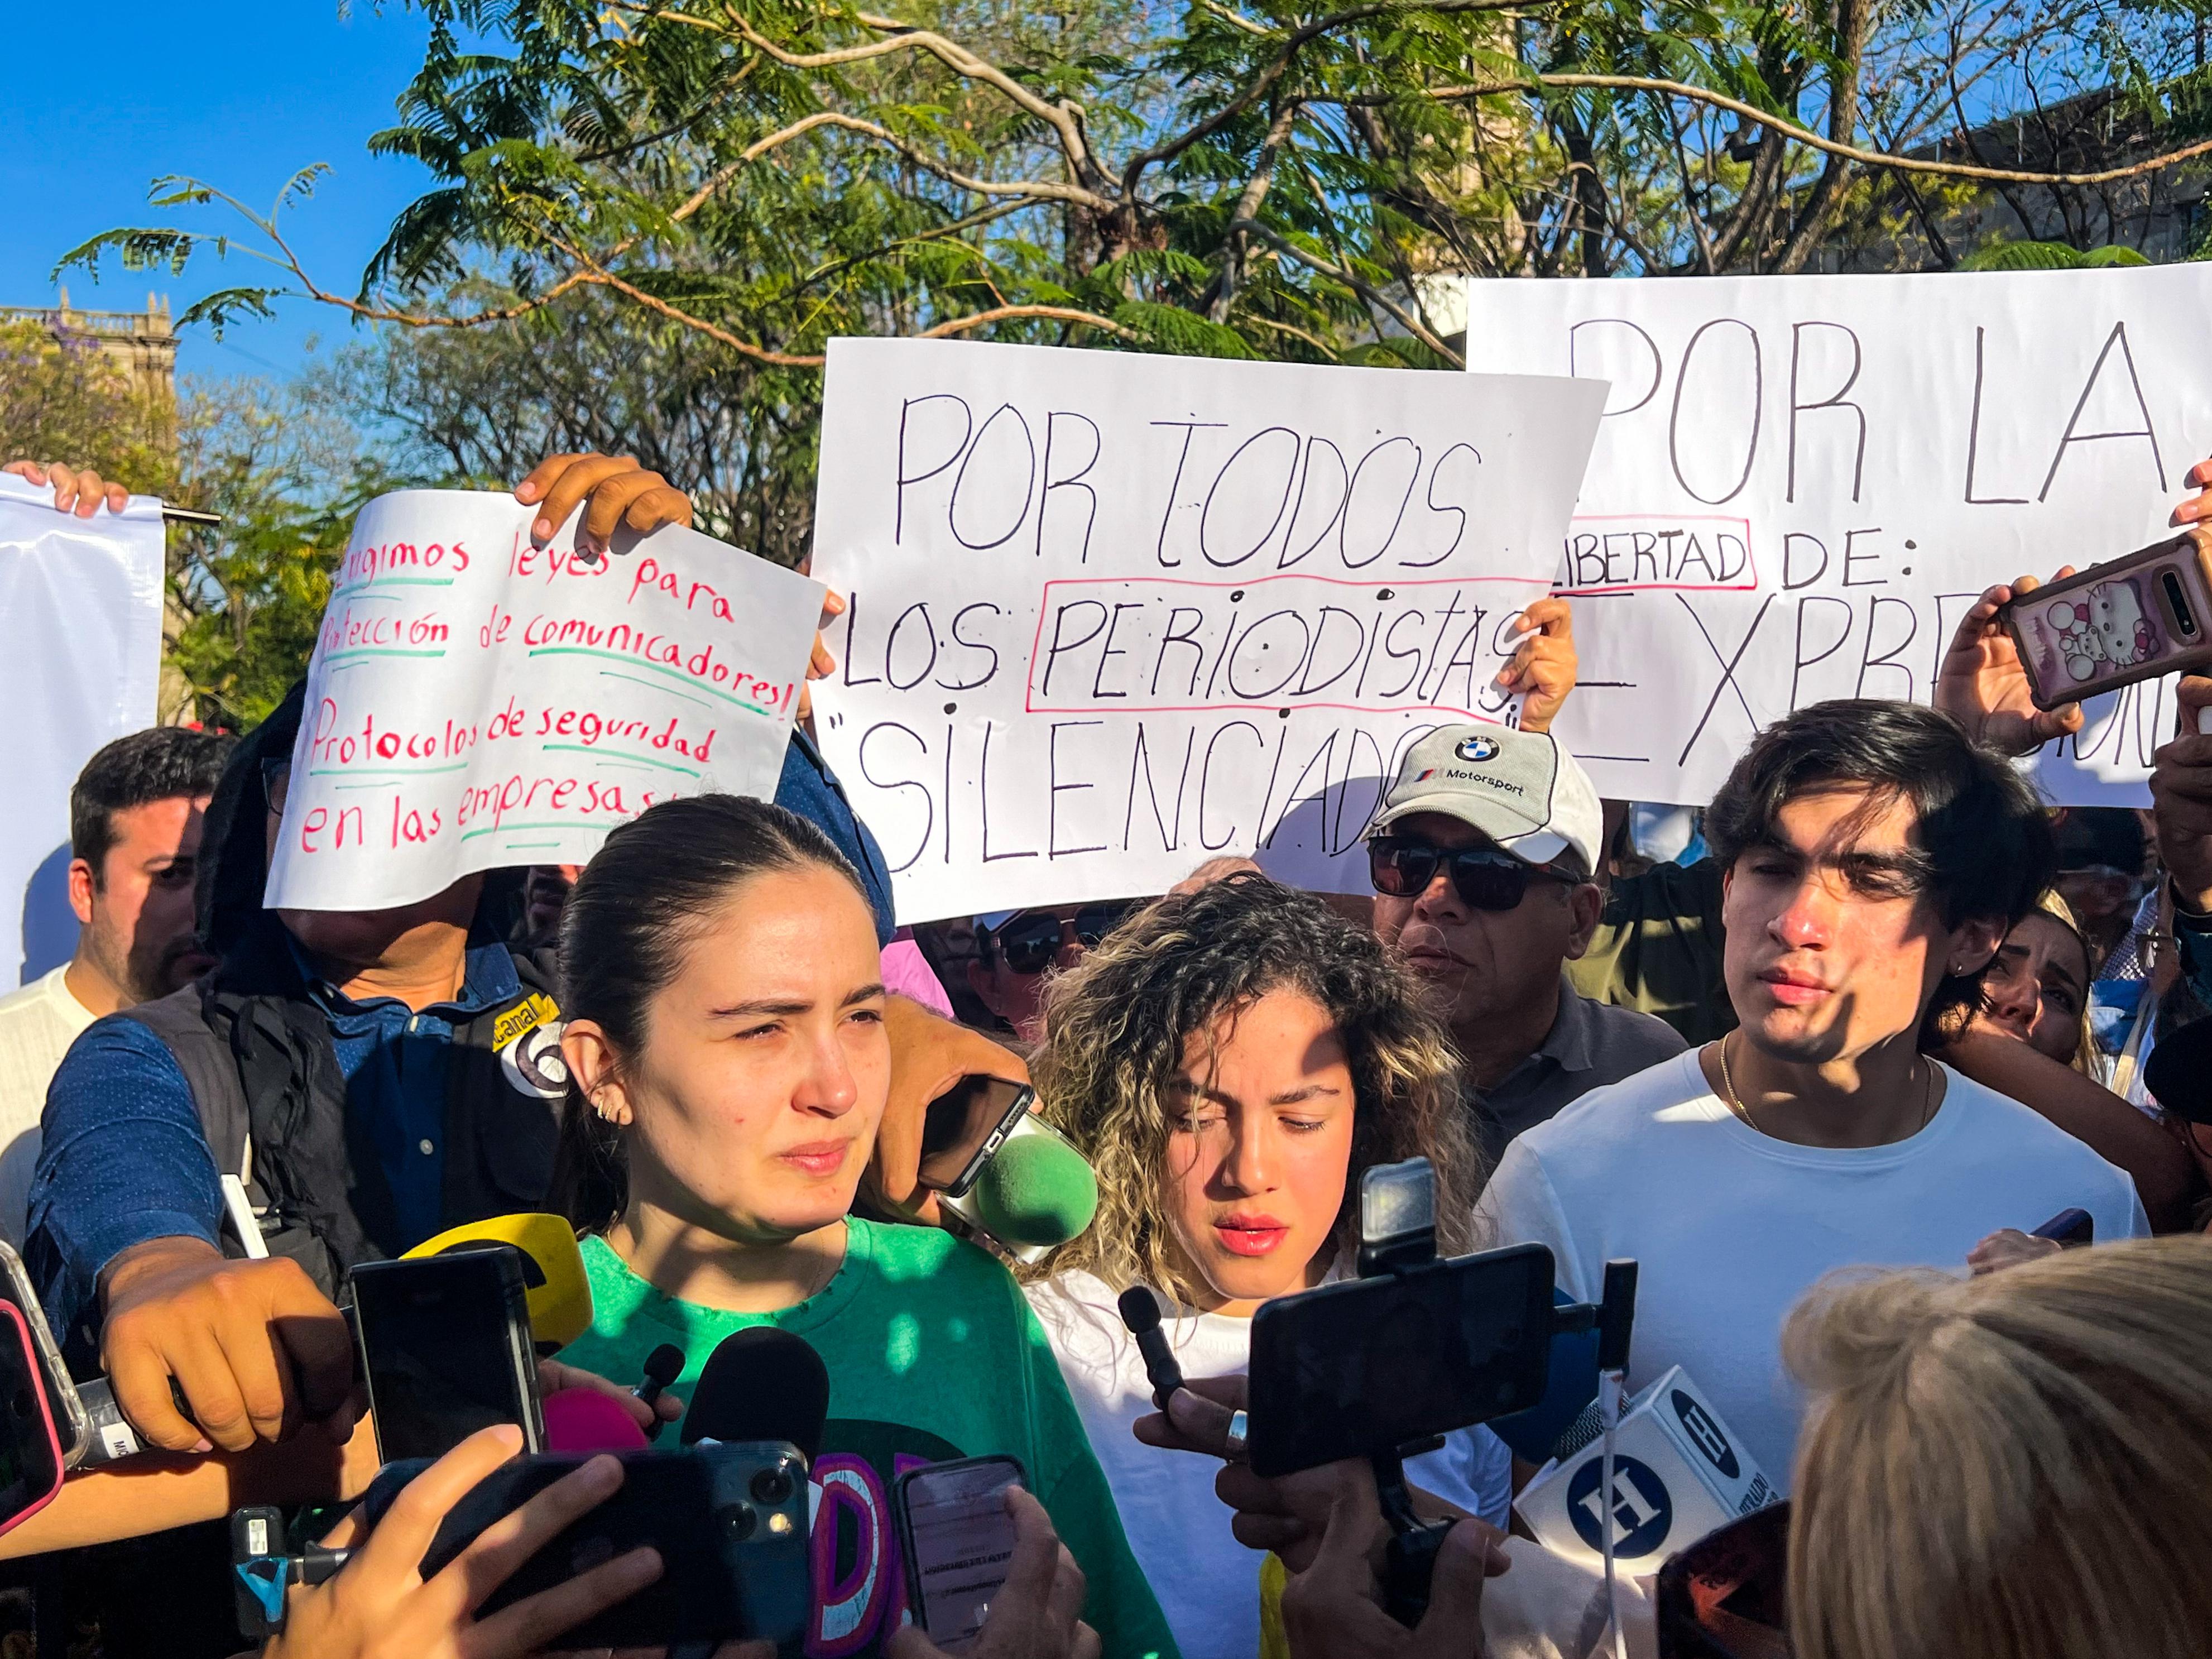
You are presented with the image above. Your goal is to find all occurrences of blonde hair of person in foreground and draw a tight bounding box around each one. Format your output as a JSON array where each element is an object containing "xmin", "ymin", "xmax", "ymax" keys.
[{"xmin": 1786, "ymin": 1234, "xmax": 2212, "ymax": 1659}]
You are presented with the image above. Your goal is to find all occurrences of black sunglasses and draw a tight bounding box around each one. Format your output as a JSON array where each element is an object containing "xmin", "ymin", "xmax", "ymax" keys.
[
  {"xmin": 1366, "ymin": 836, "xmax": 1570, "ymax": 912},
  {"xmin": 261, "ymin": 757, "xmax": 292, "ymax": 817},
  {"xmin": 981, "ymin": 903, "xmax": 1136, "ymax": 975}
]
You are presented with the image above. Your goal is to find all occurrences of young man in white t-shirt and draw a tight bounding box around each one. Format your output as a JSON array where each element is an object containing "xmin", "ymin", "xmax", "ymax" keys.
[{"xmin": 1476, "ymin": 697, "xmax": 2148, "ymax": 1488}]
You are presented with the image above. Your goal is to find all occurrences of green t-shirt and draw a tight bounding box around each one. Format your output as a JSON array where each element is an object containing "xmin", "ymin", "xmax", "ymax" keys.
[{"xmin": 559, "ymin": 1219, "xmax": 1179, "ymax": 1659}]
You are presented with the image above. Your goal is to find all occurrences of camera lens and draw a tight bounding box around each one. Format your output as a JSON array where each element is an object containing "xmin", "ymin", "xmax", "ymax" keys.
[
  {"xmin": 718, "ymin": 1503, "xmax": 759, "ymax": 1542},
  {"xmin": 751, "ymin": 1462, "xmax": 797, "ymax": 1507},
  {"xmin": 2163, "ymin": 570, "xmax": 2200, "ymax": 638}
]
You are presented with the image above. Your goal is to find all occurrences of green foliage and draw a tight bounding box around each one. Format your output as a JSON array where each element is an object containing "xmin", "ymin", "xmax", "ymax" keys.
[
  {"xmin": 165, "ymin": 378, "xmax": 387, "ymax": 729},
  {"xmin": 0, "ymin": 320, "xmax": 176, "ymax": 492},
  {"xmin": 1959, "ymin": 240, "xmax": 2153, "ymax": 271}
]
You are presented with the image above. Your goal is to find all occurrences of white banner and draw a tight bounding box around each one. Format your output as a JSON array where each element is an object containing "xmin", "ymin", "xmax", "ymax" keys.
[
  {"xmin": 1464, "ymin": 265, "xmax": 2212, "ymax": 807},
  {"xmin": 1, "ymin": 476, "xmax": 165, "ymax": 987},
  {"xmin": 810, "ymin": 338, "xmax": 1606, "ymax": 923},
  {"xmin": 265, "ymin": 491, "xmax": 822, "ymax": 911}
]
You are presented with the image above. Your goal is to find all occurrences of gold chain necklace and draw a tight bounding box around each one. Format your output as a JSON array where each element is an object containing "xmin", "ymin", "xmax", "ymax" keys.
[{"xmin": 1714, "ymin": 1033, "xmax": 1938, "ymax": 1139}]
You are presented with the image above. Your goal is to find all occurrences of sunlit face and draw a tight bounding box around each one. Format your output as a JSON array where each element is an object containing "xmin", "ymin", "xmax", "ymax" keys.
[
  {"xmin": 584, "ymin": 867, "xmax": 891, "ymax": 1244},
  {"xmin": 1160, "ymin": 988, "xmax": 1359, "ymax": 1316},
  {"xmin": 1722, "ymin": 788, "xmax": 2001, "ymax": 1067},
  {"xmin": 1971, "ymin": 910, "xmax": 2091, "ymax": 1065}
]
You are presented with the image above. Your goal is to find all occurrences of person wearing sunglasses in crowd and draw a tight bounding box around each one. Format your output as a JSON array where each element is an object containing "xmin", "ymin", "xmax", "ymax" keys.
[
  {"xmin": 1020, "ymin": 873, "xmax": 1507, "ymax": 1659},
  {"xmin": 1364, "ymin": 725, "xmax": 1685, "ymax": 1165},
  {"xmin": 968, "ymin": 903, "xmax": 1143, "ymax": 1044}
]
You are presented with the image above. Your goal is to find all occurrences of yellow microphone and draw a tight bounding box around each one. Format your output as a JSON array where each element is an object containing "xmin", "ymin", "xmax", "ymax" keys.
[{"xmin": 404, "ymin": 1214, "xmax": 592, "ymax": 1349}]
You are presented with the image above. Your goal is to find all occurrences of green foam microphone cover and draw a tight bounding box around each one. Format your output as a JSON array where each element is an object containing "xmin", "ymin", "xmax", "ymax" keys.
[{"xmin": 972, "ymin": 1131, "xmax": 1101, "ymax": 1248}]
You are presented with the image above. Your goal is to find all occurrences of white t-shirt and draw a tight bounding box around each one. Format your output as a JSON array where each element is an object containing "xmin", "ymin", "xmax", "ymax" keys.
[
  {"xmin": 1026, "ymin": 1269, "xmax": 1512, "ymax": 1659},
  {"xmin": 0, "ymin": 966, "xmax": 95, "ymax": 1245},
  {"xmin": 1474, "ymin": 1049, "xmax": 2149, "ymax": 1488}
]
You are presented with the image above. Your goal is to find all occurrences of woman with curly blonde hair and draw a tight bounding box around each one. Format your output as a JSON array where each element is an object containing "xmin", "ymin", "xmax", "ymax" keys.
[
  {"xmin": 1020, "ymin": 871, "xmax": 1504, "ymax": 1659},
  {"xmin": 1786, "ymin": 1235, "xmax": 2212, "ymax": 1659}
]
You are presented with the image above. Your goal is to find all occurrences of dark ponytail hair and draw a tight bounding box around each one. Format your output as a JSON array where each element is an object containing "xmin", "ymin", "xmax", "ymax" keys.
[{"xmin": 551, "ymin": 793, "xmax": 871, "ymax": 1231}]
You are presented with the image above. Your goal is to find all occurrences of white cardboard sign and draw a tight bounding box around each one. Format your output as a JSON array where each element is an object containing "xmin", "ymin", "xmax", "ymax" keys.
[
  {"xmin": 0, "ymin": 475, "xmax": 165, "ymax": 988},
  {"xmin": 809, "ymin": 338, "xmax": 1607, "ymax": 923},
  {"xmin": 1463, "ymin": 265, "xmax": 2212, "ymax": 807},
  {"xmin": 265, "ymin": 490, "xmax": 823, "ymax": 911}
]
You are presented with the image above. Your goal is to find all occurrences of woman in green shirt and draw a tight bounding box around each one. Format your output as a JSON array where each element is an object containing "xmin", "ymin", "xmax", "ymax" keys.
[{"xmin": 548, "ymin": 793, "xmax": 1175, "ymax": 1659}]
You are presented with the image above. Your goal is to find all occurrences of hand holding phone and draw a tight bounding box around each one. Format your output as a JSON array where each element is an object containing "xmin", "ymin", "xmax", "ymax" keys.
[
  {"xmin": 886, "ymin": 1485, "xmax": 1098, "ymax": 1659},
  {"xmin": 1997, "ymin": 529, "xmax": 2212, "ymax": 711},
  {"xmin": 896, "ymin": 1456, "xmax": 1029, "ymax": 1653},
  {"xmin": 1935, "ymin": 571, "xmax": 2089, "ymax": 755},
  {"xmin": 264, "ymin": 1425, "xmax": 664, "ymax": 1659}
]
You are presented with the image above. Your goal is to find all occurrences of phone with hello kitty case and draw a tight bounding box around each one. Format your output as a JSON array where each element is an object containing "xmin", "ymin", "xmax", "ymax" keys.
[{"xmin": 1999, "ymin": 528, "xmax": 2212, "ymax": 710}]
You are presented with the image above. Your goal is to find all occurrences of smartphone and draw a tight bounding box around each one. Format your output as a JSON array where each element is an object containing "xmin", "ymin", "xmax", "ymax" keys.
[
  {"xmin": 934, "ymin": 1110, "xmax": 1091, "ymax": 1265},
  {"xmin": 1654, "ymin": 1502, "xmax": 1793, "ymax": 1659},
  {"xmin": 1999, "ymin": 530, "xmax": 2212, "ymax": 709},
  {"xmin": 0, "ymin": 1303, "xmax": 64, "ymax": 1541},
  {"xmin": 351, "ymin": 1247, "xmax": 545, "ymax": 1462},
  {"xmin": 1247, "ymin": 1243, "xmax": 1557, "ymax": 1478},
  {"xmin": 2031, "ymin": 1207, "xmax": 2094, "ymax": 1246},
  {"xmin": 895, "ymin": 1455, "xmax": 1026, "ymax": 1653},
  {"xmin": 359, "ymin": 1441, "xmax": 811, "ymax": 1648},
  {"xmin": 0, "ymin": 1241, "xmax": 89, "ymax": 1468},
  {"xmin": 916, "ymin": 1079, "xmax": 1037, "ymax": 1200}
]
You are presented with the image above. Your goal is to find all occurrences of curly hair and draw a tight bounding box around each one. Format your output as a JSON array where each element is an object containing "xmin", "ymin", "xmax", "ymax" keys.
[{"xmin": 1027, "ymin": 872, "xmax": 1482, "ymax": 1302}]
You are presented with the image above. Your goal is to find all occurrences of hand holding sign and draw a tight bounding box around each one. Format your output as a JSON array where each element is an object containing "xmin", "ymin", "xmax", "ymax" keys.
[
  {"xmin": 3, "ymin": 458, "xmax": 132, "ymax": 518},
  {"xmin": 264, "ymin": 490, "xmax": 822, "ymax": 913},
  {"xmin": 513, "ymin": 453, "xmax": 693, "ymax": 558}
]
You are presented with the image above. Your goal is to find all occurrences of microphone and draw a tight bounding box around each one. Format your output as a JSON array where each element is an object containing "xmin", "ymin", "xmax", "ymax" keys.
[
  {"xmin": 635, "ymin": 1342, "xmax": 684, "ymax": 1441},
  {"xmin": 543, "ymin": 1387, "xmax": 651, "ymax": 1452},
  {"xmin": 1117, "ymin": 1285, "xmax": 1184, "ymax": 1410},
  {"xmin": 966, "ymin": 1131, "xmax": 1100, "ymax": 1253},
  {"xmin": 405, "ymin": 1214, "xmax": 593, "ymax": 1349},
  {"xmin": 680, "ymin": 1328, "xmax": 831, "ymax": 1466}
]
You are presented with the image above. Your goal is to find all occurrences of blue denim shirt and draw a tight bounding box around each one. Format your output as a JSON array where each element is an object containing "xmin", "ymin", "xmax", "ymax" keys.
[{"xmin": 29, "ymin": 939, "xmax": 520, "ymax": 1340}]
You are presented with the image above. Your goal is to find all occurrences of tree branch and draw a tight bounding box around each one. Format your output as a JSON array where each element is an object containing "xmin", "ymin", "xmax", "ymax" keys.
[
  {"xmin": 913, "ymin": 304, "xmax": 1143, "ymax": 342},
  {"xmin": 728, "ymin": 111, "xmax": 1112, "ymax": 209},
  {"xmin": 1230, "ymin": 218, "xmax": 1463, "ymax": 366},
  {"xmin": 1403, "ymin": 73, "xmax": 2212, "ymax": 188},
  {"xmin": 1117, "ymin": 0, "xmax": 1537, "ymax": 200}
]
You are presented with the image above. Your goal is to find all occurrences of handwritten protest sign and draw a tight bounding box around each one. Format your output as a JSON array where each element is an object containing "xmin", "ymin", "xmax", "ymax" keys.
[
  {"xmin": 264, "ymin": 491, "xmax": 823, "ymax": 912},
  {"xmin": 809, "ymin": 339, "xmax": 1606, "ymax": 921},
  {"xmin": 1, "ymin": 475, "xmax": 165, "ymax": 986},
  {"xmin": 1464, "ymin": 265, "xmax": 2212, "ymax": 807}
]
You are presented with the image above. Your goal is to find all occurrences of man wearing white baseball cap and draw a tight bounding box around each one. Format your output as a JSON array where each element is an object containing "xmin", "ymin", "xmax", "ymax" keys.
[{"xmin": 1366, "ymin": 723, "xmax": 1683, "ymax": 1163}]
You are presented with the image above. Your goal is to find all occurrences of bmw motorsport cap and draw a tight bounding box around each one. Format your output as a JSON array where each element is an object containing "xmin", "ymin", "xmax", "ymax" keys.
[{"xmin": 1369, "ymin": 725, "xmax": 1603, "ymax": 875}]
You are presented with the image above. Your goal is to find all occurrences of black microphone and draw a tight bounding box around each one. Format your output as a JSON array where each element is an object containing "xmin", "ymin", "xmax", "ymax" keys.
[
  {"xmin": 1117, "ymin": 1285, "xmax": 1184, "ymax": 1411},
  {"xmin": 679, "ymin": 1328, "xmax": 831, "ymax": 1466},
  {"xmin": 635, "ymin": 1342, "xmax": 685, "ymax": 1441}
]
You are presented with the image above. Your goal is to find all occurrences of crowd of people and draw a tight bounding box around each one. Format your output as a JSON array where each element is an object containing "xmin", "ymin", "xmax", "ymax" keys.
[{"xmin": 1, "ymin": 448, "xmax": 2210, "ymax": 1659}]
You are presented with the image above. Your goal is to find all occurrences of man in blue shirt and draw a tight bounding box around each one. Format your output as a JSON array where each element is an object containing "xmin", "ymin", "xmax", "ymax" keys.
[{"xmin": 25, "ymin": 453, "xmax": 694, "ymax": 1455}]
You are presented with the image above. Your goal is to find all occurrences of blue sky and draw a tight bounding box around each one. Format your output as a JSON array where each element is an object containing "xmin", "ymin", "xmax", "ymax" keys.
[{"xmin": 0, "ymin": 2, "xmax": 445, "ymax": 385}]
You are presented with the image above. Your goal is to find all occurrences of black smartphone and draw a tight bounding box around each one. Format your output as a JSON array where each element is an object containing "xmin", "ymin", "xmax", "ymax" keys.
[
  {"xmin": 359, "ymin": 1441, "xmax": 811, "ymax": 1648},
  {"xmin": 1247, "ymin": 1243, "xmax": 1557, "ymax": 1477},
  {"xmin": 0, "ymin": 1302, "xmax": 66, "ymax": 1542},
  {"xmin": 895, "ymin": 1454, "xmax": 1026, "ymax": 1653},
  {"xmin": 351, "ymin": 1247, "xmax": 544, "ymax": 1462},
  {"xmin": 2031, "ymin": 1207, "xmax": 2094, "ymax": 1246},
  {"xmin": 917, "ymin": 1080, "xmax": 1037, "ymax": 1199},
  {"xmin": 1654, "ymin": 1502, "xmax": 1793, "ymax": 1658}
]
